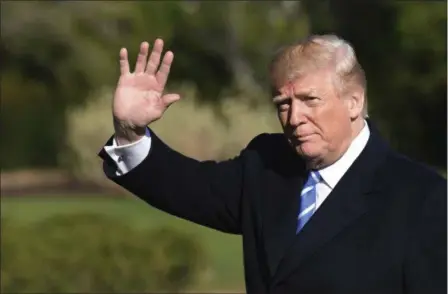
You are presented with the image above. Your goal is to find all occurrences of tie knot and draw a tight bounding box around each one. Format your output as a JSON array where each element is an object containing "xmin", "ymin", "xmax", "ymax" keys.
[{"xmin": 306, "ymin": 170, "xmax": 321, "ymax": 187}]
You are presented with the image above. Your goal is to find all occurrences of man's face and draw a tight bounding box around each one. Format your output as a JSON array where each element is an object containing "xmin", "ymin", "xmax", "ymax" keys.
[{"xmin": 273, "ymin": 70, "xmax": 354, "ymax": 168}]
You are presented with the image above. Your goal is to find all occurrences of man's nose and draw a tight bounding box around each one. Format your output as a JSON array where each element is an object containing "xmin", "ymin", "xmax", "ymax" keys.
[{"xmin": 289, "ymin": 101, "xmax": 307, "ymax": 127}]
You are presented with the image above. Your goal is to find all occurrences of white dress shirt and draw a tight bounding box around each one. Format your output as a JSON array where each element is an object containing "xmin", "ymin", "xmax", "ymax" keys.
[
  {"xmin": 103, "ymin": 121, "xmax": 370, "ymax": 209},
  {"xmin": 314, "ymin": 121, "xmax": 370, "ymax": 209},
  {"xmin": 104, "ymin": 127, "xmax": 152, "ymax": 176}
]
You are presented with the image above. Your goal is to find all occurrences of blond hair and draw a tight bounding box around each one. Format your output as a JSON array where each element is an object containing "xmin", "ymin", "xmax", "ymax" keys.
[{"xmin": 269, "ymin": 34, "xmax": 368, "ymax": 117}]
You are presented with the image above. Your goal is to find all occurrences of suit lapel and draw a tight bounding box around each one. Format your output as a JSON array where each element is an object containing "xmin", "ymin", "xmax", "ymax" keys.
[
  {"xmin": 272, "ymin": 122, "xmax": 390, "ymax": 283},
  {"xmin": 262, "ymin": 171, "xmax": 303, "ymax": 277},
  {"xmin": 260, "ymin": 138, "xmax": 308, "ymax": 277}
]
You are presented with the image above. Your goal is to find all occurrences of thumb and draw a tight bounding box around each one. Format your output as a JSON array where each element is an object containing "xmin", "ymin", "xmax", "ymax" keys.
[{"xmin": 162, "ymin": 93, "xmax": 181, "ymax": 107}]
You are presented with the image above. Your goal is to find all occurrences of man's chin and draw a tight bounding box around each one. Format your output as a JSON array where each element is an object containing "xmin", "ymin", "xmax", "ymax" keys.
[
  {"xmin": 295, "ymin": 148, "xmax": 318, "ymax": 159},
  {"xmin": 292, "ymin": 145, "xmax": 323, "ymax": 166},
  {"xmin": 291, "ymin": 141, "xmax": 315, "ymax": 156}
]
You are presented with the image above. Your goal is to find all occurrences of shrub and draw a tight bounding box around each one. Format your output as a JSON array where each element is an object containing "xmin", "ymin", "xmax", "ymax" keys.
[
  {"xmin": 62, "ymin": 83, "xmax": 281, "ymax": 184},
  {"xmin": 1, "ymin": 213, "xmax": 206, "ymax": 293}
]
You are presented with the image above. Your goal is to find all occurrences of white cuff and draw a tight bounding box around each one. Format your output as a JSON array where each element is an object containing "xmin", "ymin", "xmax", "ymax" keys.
[{"xmin": 103, "ymin": 128, "xmax": 152, "ymax": 176}]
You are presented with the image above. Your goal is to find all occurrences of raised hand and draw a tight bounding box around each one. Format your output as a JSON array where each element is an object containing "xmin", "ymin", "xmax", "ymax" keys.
[{"xmin": 112, "ymin": 39, "xmax": 180, "ymax": 145}]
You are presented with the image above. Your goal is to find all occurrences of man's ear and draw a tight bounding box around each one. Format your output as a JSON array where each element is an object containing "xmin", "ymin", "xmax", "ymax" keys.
[{"xmin": 346, "ymin": 88, "xmax": 364, "ymax": 120}]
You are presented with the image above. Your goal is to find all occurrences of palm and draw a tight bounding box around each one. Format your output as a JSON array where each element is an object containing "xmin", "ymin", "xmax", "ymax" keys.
[{"xmin": 113, "ymin": 39, "xmax": 180, "ymax": 128}]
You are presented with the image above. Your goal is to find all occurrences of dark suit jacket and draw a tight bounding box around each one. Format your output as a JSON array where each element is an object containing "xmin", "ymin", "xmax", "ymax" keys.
[{"xmin": 99, "ymin": 120, "xmax": 447, "ymax": 294}]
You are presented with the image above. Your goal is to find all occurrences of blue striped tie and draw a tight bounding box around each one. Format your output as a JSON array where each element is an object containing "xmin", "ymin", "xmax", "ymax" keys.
[{"xmin": 296, "ymin": 171, "xmax": 321, "ymax": 234}]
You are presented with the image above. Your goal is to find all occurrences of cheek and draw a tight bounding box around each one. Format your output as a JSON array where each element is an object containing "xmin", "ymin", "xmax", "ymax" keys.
[
  {"xmin": 278, "ymin": 111, "xmax": 288, "ymax": 127},
  {"xmin": 313, "ymin": 107, "xmax": 343, "ymax": 142},
  {"xmin": 320, "ymin": 107, "xmax": 350, "ymax": 143}
]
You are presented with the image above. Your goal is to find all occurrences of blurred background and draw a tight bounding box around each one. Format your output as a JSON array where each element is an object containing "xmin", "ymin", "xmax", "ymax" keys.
[{"xmin": 1, "ymin": 1, "xmax": 446, "ymax": 293}]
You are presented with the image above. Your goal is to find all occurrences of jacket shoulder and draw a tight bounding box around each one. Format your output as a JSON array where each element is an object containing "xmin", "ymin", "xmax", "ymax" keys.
[
  {"xmin": 386, "ymin": 151, "xmax": 446, "ymax": 189},
  {"xmin": 246, "ymin": 132, "xmax": 288, "ymax": 150},
  {"xmin": 243, "ymin": 132, "xmax": 304, "ymax": 174}
]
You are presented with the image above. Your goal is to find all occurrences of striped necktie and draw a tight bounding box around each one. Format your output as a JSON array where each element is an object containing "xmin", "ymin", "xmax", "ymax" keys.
[{"xmin": 296, "ymin": 170, "xmax": 321, "ymax": 234}]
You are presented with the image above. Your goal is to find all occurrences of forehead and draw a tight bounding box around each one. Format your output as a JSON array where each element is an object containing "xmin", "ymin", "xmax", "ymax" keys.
[{"xmin": 278, "ymin": 70, "xmax": 334, "ymax": 95}]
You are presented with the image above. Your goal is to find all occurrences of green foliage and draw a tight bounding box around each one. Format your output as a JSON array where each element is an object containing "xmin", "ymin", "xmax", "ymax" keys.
[
  {"xmin": 1, "ymin": 1, "xmax": 446, "ymax": 171},
  {"xmin": 1, "ymin": 213, "xmax": 206, "ymax": 293},
  {"xmin": 1, "ymin": 1, "xmax": 130, "ymax": 169},
  {"xmin": 62, "ymin": 84, "xmax": 281, "ymax": 183}
]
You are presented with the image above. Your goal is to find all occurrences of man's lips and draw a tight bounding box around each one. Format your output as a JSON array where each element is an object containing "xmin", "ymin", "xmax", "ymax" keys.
[{"xmin": 290, "ymin": 134, "xmax": 315, "ymax": 143}]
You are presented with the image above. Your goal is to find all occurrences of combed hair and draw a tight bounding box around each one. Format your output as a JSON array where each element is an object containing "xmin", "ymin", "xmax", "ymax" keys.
[{"xmin": 269, "ymin": 34, "xmax": 368, "ymax": 117}]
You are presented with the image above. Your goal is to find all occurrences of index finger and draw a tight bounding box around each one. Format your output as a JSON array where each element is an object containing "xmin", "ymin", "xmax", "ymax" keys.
[{"xmin": 156, "ymin": 51, "xmax": 174, "ymax": 88}]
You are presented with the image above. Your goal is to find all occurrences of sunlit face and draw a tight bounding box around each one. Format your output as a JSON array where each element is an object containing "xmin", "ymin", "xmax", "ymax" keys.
[{"xmin": 273, "ymin": 70, "xmax": 359, "ymax": 169}]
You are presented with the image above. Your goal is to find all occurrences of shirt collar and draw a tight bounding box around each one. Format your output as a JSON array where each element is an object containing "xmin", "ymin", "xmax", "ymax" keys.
[{"xmin": 318, "ymin": 121, "xmax": 370, "ymax": 189}]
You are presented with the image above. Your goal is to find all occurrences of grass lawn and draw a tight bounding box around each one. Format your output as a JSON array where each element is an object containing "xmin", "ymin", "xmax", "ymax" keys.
[{"xmin": 1, "ymin": 195, "xmax": 245, "ymax": 292}]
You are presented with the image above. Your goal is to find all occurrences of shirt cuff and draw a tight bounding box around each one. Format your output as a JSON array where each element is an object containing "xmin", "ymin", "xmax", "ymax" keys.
[{"xmin": 103, "ymin": 127, "xmax": 152, "ymax": 176}]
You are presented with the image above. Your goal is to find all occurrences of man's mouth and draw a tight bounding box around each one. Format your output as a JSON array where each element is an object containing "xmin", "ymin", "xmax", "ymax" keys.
[{"xmin": 295, "ymin": 134, "xmax": 315, "ymax": 141}]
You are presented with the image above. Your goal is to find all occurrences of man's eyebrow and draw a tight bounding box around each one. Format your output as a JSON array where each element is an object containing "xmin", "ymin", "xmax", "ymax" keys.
[
  {"xmin": 296, "ymin": 88, "xmax": 317, "ymax": 97},
  {"xmin": 272, "ymin": 94, "xmax": 290, "ymax": 104}
]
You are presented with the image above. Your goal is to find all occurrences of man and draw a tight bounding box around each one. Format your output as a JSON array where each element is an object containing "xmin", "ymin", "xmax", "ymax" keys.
[{"xmin": 98, "ymin": 34, "xmax": 447, "ymax": 294}]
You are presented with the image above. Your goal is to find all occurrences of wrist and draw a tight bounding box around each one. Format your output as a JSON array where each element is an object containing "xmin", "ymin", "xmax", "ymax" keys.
[{"xmin": 113, "ymin": 119, "xmax": 146, "ymax": 146}]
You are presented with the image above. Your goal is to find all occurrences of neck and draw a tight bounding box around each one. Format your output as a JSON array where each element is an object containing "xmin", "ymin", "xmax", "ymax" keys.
[
  {"xmin": 307, "ymin": 118, "xmax": 365, "ymax": 170},
  {"xmin": 350, "ymin": 118, "xmax": 365, "ymax": 141}
]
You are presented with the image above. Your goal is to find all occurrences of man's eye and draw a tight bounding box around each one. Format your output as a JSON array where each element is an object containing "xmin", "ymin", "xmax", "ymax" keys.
[
  {"xmin": 278, "ymin": 103, "xmax": 290, "ymax": 111},
  {"xmin": 304, "ymin": 96, "xmax": 320, "ymax": 106}
]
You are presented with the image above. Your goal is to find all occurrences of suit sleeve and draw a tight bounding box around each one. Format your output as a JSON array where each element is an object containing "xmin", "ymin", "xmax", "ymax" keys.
[
  {"xmin": 403, "ymin": 178, "xmax": 447, "ymax": 294},
  {"xmin": 98, "ymin": 129, "xmax": 255, "ymax": 234}
]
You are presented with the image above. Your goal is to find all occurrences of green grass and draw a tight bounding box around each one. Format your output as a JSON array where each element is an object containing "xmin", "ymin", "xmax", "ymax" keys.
[{"xmin": 1, "ymin": 195, "xmax": 245, "ymax": 292}]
